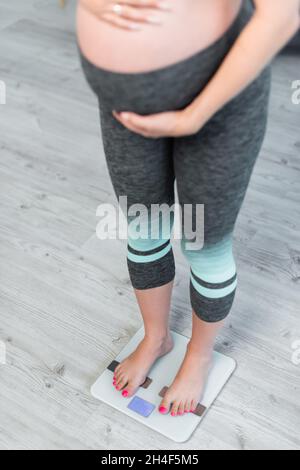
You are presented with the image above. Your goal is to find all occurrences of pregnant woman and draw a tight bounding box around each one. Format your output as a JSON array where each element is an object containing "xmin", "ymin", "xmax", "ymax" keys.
[{"xmin": 77, "ymin": 0, "xmax": 299, "ymax": 417}]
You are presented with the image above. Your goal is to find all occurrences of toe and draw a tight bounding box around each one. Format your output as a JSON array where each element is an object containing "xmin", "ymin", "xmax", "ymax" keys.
[
  {"xmin": 190, "ymin": 399, "xmax": 197, "ymax": 413},
  {"xmin": 184, "ymin": 400, "xmax": 191, "ymax": 413},
  {"xmin": 116, "ymin": 375, "xmax": 127, "ymax": 391},
  {"xmin": 178, "ymin": 402, "xmax": 185, "ymax": 416},
  {"xmin": 159, "ymin": 396, "xmax": 172, "ymax": 415},
  {"xmin": 123, "ymin": 381, "xmax": 139, "ymax": 398},
  {"xmin": 114, "ymin": 373, "xmax": 122, "ymax": 387},
  {"xmin": 171, "ymin": 402, "xmax": 180, "ymax": 417},
  {"xmin": 113, "ymin": 372, "xmax": 120, "ymax": 384},
  {"xmin": 121, "ymin": 388, "xmax": 129, "ymax": 398}
]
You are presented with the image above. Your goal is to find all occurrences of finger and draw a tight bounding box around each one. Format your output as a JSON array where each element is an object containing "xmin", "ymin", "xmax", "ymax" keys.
[
  {"xmin": 123, "ymin": 121, "xmax": 159, "ymax": 138},
  {"xmin": 120, "ymin": 111, "xmax": 178, "ymax": 137},
  {"xmin": 118, "ymin": 112, "xmax": 158, "ymax": 133},
  {"xmin": 113, "ymin": 112, "xmax": 164, "ymax": 138},
  {"xmin": 101, "ymin": 12, "xmax": 143, "ymax": 30},
  {"xmin": 114, "ymin": 112, "xmax": 149, "ymax": 134},
  {"xmin": 109, "ymin": 4, "xmax": 163, "ymax": 24},
  {"xmin": 111, "ymin": 0, "xmax": 172, "ymax": 11}
]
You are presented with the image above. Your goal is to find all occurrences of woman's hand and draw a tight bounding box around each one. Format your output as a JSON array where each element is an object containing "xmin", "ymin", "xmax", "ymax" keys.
[
  {"xmin": 80, "ymin": 0, "xmax": 171, "ymax": 31},
  {"xmin": 113, "ymin": 0, "xmax": 300, "ymax": 138},
  {"xmin": 113, "ymin": 106, "xmax": 203, "ymax": 138}
]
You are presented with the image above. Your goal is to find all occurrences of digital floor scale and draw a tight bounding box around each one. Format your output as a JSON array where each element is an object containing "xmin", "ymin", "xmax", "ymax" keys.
[{"xmin": 91, "ymin": 328, "xmax": 236, "ymax": 443}]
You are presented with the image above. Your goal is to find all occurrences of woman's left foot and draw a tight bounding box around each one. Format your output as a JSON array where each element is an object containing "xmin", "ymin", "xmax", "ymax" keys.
[{"xmin": 158, "ymin": 342, "xmax": 212, "ymax": 416}]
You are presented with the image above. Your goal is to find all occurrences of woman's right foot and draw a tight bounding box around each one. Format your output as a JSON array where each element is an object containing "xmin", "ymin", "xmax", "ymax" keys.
[
  {"xmin": 113, "ymin": 333, "xmax": 173, "ymax": 398},
  {"xmin": 158, "ymin": 342, "xmax": 212, "ymax": 416}
]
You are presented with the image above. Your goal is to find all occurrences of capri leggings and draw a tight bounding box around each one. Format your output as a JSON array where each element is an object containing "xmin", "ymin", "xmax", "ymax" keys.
[{"xmin": 79, "ymin": 0, "xmax": 271, "ymax": 323}]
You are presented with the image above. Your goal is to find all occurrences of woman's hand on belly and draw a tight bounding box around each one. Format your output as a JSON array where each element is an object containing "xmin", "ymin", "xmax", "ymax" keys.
[
  {"xmin": 80, "ymin": 0, "xmax": 171, "ymax": 30},
  {"xmin": 113, "ymin": 106, "xmax": 202, "ymax": 139}
]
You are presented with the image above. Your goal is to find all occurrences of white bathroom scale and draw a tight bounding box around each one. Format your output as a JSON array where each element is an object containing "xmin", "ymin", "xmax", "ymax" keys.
[{"xmin": 91, "ymin": 328, "xmax": 236, "ymax": 443}]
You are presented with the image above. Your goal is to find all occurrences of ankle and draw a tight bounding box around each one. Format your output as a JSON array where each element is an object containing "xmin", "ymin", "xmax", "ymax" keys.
[
  {"xmin": 144, "ymin": 331, "xmax": 171, "ymax": 347},
  {"xmin": 187, "ymin": 340, "xmax": 213, "ymax": 360}
]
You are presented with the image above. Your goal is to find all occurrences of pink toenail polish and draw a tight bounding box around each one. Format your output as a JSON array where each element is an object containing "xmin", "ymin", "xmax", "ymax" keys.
[
  {"xmin": 122, "ymin": 390, "xmax": 129, "ymax": 398},
  {"xmin": 171, "ymin": 412, "xmax": 176, "ymax": 417},
  {"xmin": 159, "ymin": 406, "xmax": 167, "ymax": 414},
  {"xmin": 179, "ymin": 411, "xmax": 184, "ymax": 415}
]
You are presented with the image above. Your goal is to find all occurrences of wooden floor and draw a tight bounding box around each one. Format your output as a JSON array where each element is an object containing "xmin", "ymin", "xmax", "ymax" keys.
[{"xmin": 0, "ymin": 1, "xmax": 299, "ymax": 451}]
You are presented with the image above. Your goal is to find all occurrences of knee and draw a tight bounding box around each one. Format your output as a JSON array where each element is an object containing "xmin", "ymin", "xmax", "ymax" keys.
[
  {"xmin": 127, "ymin": 211, "xmax": 174, "ymax": 264},
  {"xmin": 181, "ymin": 236, "xmax": 237, "ymax": 322},
  {"xmin": 127, "ymin": 237, "xmax": 175, "ymax": 290},
  {"xmin": 126, "ymin": 212, "xmax": 175, "ymax": 290}
]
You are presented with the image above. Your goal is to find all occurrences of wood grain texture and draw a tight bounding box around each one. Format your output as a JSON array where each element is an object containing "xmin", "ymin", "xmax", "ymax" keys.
[{"xmin": 0, "ymin": 0, "xmax": 299, "ymax": 451}]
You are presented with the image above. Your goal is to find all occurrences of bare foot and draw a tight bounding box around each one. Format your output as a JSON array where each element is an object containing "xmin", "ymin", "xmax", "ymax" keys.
[
  {"xmin": 158, "ymin": 342, "xmax": 212, "ymax": 416},
  {"xmin": 113, "ymin": 334, "xmax": 174, "ymax": 398}
]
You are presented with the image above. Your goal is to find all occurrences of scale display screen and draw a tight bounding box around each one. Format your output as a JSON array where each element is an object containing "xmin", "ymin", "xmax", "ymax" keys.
[{"xmin": 127, "ymin": 396, "xmax": 155, "ymax": 418}]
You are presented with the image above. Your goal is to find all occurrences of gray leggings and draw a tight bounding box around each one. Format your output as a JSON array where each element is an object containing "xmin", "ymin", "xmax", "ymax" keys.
[{"xmin": 79, "ymin": 0, "xmax": 271, "ymax": 323}]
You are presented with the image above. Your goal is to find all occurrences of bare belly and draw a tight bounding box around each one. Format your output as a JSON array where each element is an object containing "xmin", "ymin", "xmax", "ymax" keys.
[{"xmin": 77, "ymin": 0, "xmax": 242, "ymax": 73}]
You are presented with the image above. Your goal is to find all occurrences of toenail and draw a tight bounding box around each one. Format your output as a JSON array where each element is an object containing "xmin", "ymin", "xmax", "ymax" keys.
[
  {"xmin": 179, "ymin": 411, "xmax": 184, "ymax": 415},
  {"xmin": 159, "ymin": 406, "xmax": 167, "ymax": 414},
  {"xmin": 171, "ymin": 412, "xmax": 177, "ymax": 417},
  {"xmin": 122, "ymin": 390, "xmax": 129, "ymax": 398}
]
